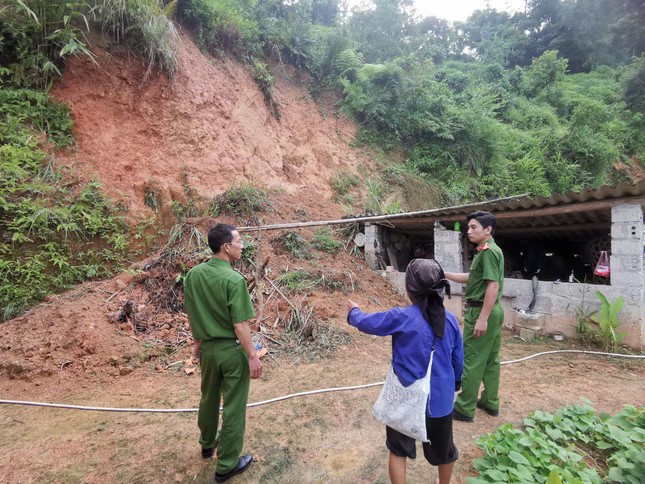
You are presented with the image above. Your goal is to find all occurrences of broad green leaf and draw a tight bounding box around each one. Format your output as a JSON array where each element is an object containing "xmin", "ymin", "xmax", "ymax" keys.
[
  {"xmin": 609, "ymin": 425, "xmax": 633, "ymax": 445},
  {"xmin": 514, "ymin": 464, "xmax": 533, "ymax": 481},
  {"xmin": 547, "ymin": 469, "xmax": 563, "ymax": 484},
  {"xmin": 607, "ymin": 467, "xmax": 625, "ymax": 482},
  {"xmin": 483, "ymin": 469, "xmax": 507, "ymax": 481},
  {"xmin": 518, "ymin": 436, "xmax": 533, "ymax": 447},
  {"xmin": 546, "ymin": 427, "xmax": 563, "ymax": 440},
  {"xmin": 596, "ymin": 440, "xmax": 613, "ymax": 450},
  {"xmin": 508, "ymin": 450, "xmax": 530, "ymax": 466}
]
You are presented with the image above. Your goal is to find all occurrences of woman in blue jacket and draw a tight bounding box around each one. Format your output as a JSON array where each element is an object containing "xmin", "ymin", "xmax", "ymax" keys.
[{"xmin": 348, "ymin": 258, "xmax": 464, "ymax": 484}]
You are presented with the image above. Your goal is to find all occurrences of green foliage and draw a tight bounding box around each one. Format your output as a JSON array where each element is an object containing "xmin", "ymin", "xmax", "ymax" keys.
[
  {"xmin": 329, "ymin": 170, "xmax": 359, "ymax": 204},
  {"xmin": 522, "ymin": 50, "xmax": 569, "ymax": 97},
  {"xmin": 252, "ymin": 58, "xmax": 279, "ymax": 118},
  {"xmin": 590, "ymin": 291, "xmax": 626, "ymax": 352},
  {"xmin": 310, "ymin": 227, "xmax": 342, "ymax": 253},
  {"xmin": 211, "ymin": 182, "xmax": 269, "ymax": 219},
  {"xmin": 274, "ymin": 231, "xmax": 311, "ymax": 260},
  {"xmin": 0, "ymin": 0, "xmax": 96, "ymax": 89},
  {"xmin": 622, "ymin": 57, "xmax": 645, "ymax": 115},
  {"xmin": 347, "ymin": 0, "xmax": 417, "ymax": 64},
  {"xmin": 277, "ymin": 269, "xmax": 345, "ymax": 294},
  {"xmin": 91, "ymin": 0, "xmax": 179, "ymax": 80},
  {"xmin": 179, "ymin": 0, "xmax": 260, "ymax": 56},
  {"xmin": 0, "ymin": 86, "xmax": 129, "ymax": 319},
  {"xmin": 470, "ymin": 402, "xmax": 645, "ymax": 484}
]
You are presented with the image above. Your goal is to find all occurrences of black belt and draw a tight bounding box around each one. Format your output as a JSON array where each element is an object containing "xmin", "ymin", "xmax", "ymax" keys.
[{"xmin": 465, "ymin": 300, "xmax": 483, "ymax": 308}]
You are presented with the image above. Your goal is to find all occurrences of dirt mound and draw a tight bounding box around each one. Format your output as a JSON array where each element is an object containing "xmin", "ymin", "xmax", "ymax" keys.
[
  {"xmin": 0, "ymin": 189, "xmax": 406, "ymax": 388},
  {"xmin": 50, "ymin": 32, "xmax": 369, "ymax": 220}
]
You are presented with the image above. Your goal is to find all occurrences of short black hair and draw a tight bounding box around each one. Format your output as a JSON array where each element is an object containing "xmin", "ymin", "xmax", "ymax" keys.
[
  {"xmin": 208, "ymin": 223, "xmax": 235, "ymax": 254},
  {"xmin": 467, "ymin": 211, "xmax": 496, "ymax": 234}
]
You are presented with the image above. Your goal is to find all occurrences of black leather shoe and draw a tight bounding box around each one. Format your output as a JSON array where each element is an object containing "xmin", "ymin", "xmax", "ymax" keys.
[
  {"xmin": 453, "ymin": 409, "xmax": 474, "ymax": 422},
  {"xmin": 477, "ymin": 399, "xmax": 499, "ymax": 417},
  {"xmin": 215, "ymin": 454, "xmax": 253, "ymax": 482}
]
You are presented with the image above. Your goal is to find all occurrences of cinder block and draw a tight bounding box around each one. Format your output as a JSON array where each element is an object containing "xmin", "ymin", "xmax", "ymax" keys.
[
  {"xmin": 610, "ymin": 254, "xmax": 643, "ymax": 272},
  {"xmin": 610, "ymin": 271, "xmax": 643, "ymax": 289},
  {"xmin": 611, "ymin": 223, "xmax": 644, "ymax": 241},
  {"xmin": 611, "ymin": 239, "xmax": 642, "ymax": 255},
  {"xmin": 519, "ymin": 327, "xmax": 537, "ymax": 340},
  {"xmin": 611, "ymin": 204, "xmax": 643, "ymax": 223}
]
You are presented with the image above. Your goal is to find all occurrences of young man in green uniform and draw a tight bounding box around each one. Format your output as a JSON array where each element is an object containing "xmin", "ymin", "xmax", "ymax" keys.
[
  {"xmin": 183, "ymin": 223, "xmax": 262, "ymax": 482},
  {"xmin": 445, "ymin": 211, "xmax": 504, "ymax": 422}
]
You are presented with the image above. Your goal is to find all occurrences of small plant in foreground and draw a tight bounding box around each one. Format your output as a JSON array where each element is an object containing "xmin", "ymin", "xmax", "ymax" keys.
[
  {"xmin": 469, "ymin": 401, "xmax": 645, "ymax": 484},
  {"xmin": 590, "ymin": 291, "xmax": 625, "ymax": 352}
]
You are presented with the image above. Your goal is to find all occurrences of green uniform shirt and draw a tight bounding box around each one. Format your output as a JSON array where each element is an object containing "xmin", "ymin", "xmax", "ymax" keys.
[
  {"xmin": 183, "ymin": 258, "xmax": 256, "ymax": 341},
  {"xmin": 464, "ymin": 238, "xmax": 504, "ymax": 302}
]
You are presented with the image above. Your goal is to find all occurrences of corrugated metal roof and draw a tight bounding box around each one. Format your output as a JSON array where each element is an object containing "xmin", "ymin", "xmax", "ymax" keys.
[{"xmin": 379, "ymin": 180, "xmax": 645, "ymax": 240}]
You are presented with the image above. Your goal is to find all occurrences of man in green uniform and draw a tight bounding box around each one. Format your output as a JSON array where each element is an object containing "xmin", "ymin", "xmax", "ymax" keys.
[
  {"xmin": 183, "ymin": 223, "xmax": 262, "ymax": 482},
  {"xmin": 445, "ymin": 211, "xmax": 504, "ymax": 422}
]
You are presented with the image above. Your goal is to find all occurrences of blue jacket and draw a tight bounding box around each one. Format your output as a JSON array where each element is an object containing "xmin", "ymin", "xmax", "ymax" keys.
[{"xmin": 348, "ymin": 304, "xmax": 464, "ymax": 418}]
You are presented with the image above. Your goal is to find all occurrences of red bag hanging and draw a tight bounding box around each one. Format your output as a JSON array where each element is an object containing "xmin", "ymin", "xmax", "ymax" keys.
[{"xmin": 594, "ymin": 250, "xmax": 610, "ymax": 278}]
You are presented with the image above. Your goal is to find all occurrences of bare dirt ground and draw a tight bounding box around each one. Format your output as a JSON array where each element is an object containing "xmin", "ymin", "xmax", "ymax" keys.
[{"xmin": 1, "ymin": 322, "xmax": 643, "ymax": 484}]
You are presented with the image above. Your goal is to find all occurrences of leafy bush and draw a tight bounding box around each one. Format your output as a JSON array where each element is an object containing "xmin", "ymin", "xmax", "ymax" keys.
[
  {"xmin": 470, "ymin": 402, "xmax": 645, "ymax": 484},
  {"xmin": 179, "ymin": 0, "xmax": 260, "ymax": 57},
  {"xmin": 211, "ymin": 182, "xmax": 269, "ymax": 219},
  {"xmin": 272, "ymin": 231, "xmax": 311, "ymax": 260},
  {"xmin": 590, "ymin": 291, "xmax": 626, "ymax": 352},
  {"xmin": 0, "ymin": 0, "xmax": 96, "ymax": 89}
]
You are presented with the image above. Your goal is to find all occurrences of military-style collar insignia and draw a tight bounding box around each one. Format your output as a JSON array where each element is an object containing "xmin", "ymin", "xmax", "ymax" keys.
[{"xmin": 477, "ymin": 243, "xmax": 490, "ymax": 252}]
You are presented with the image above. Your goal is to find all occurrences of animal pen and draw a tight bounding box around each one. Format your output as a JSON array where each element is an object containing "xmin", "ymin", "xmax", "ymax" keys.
[{"xmin": 358, "ymin": 181, "xmax": 645, "ymax": 349}]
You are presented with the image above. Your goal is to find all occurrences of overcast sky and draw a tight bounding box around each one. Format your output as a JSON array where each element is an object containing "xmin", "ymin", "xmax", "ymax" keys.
[{"xmin": 347, "ymin": 0, "xmax": 528, "ymax": 23}]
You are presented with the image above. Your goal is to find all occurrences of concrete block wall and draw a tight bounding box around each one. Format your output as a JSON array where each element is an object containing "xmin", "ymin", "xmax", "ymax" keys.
[
  {"xmin": 364, "ymin": 223, "xmax": 381, "ymax": 270},
  {"xmin": 609, "ymin": 203, "xmax": 644, "ymax": 349},
  {"xmin": 501, "ymin": 279, "xmax": 643, "ymax": 348},
  {"xmin": 434, "ymin": 224, "xmax": 464, "ymax": 296}
]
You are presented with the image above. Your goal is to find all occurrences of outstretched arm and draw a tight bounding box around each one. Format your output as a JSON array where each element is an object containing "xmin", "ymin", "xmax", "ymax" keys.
[{"xmin": 445, "ymin": 272, "xmax": 469, "ymax": 284}]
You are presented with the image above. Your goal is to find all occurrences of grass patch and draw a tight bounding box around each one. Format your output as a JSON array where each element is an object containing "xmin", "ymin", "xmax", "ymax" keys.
[
  {"xmin": 91, "ymin": 0, "xmax": 179, "ymax": 80},
  {"xmin": 271, "ymin": 231, "xmax": 312, "ymax": 259},
  {"xmin": 330, "ymin": 170, "xmax": 359, "ymax": 204},
  {"xmin": 211, "ymin": 181, "xmax": 270, "ymax": 219},
  {"xmin": 277, "ymin": 269, "xmax": 347, "ymax": 294},
  {"xmin": 311, "ymin": 227, "xmax": 342, "ymax": 253}
]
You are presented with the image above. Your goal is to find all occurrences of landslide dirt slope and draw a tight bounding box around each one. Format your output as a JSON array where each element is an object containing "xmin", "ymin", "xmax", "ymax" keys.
[
  {"xmin": 50, "ymin": 33, "xmax": 367, "ymax": 221},
  {"xmin": 1, "ymin": 25, "xmax": 402, "ymax": 386}
]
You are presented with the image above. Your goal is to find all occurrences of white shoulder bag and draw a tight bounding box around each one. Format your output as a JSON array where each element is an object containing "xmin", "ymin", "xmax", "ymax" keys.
[{"xmin": 372, "ymin": 349, "xmax": 433, "ymax": 442}]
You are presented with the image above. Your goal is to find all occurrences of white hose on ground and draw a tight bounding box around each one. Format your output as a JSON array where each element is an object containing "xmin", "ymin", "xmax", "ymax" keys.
[{"xmin": 1, "ymin": 350, "xmax": 643, "ymax": 413}]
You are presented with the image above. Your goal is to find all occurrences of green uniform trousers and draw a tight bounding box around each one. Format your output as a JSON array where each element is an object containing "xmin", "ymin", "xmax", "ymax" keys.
[
  {"xmin": 454, "ymin": 302, "xmax": 504, "ymax": 418},
  {"xmin": 199, "ymin": 339, "xmax": 250, "ymax": 474}
]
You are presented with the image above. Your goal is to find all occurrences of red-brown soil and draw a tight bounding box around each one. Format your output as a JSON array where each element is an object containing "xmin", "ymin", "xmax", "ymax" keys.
[
  {"xmin": 1, "ymin": 31, "xmax": 644, "ymax": 484},
  {"xmin": 50, "ymin": 33, "xmax": 369, "ymax": 222}
]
